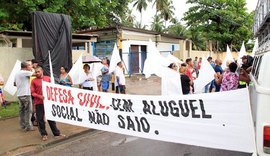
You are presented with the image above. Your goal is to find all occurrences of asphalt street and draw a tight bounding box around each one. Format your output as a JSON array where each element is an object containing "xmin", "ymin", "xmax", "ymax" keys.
[
  {"xmin": 34, "ymin": 130, "xmax": 251, "ymax": 156},
  {"xmin": 32, "ymin": 76, "xmax": 252, "ymax": 156}
]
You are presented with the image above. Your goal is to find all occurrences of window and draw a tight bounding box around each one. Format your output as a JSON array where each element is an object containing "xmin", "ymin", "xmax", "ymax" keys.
[{"xmin": 256, "ymin": 56, "xmax": 263, "ymax": 80}]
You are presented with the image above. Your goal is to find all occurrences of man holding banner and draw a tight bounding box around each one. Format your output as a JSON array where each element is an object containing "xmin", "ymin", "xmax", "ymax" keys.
[{"xmin": 31, "ymin": 66, "xmax": 64, "ymax": 141}]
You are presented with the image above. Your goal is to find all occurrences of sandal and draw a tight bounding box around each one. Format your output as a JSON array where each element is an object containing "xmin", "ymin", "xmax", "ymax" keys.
[
  {"xmin": 42, "ymin": 135, "xmax": 48, "ymax": 141},
  {"xmin": 55, "ymin": 134, "xmax": 66, "ymax": 138}
]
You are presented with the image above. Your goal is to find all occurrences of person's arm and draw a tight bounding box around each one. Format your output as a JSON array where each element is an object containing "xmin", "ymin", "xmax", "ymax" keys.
[
  {"xmin": 67, "ymin": 75, "xmax": 73, "ymax": 85},
  {"xmin": 239, "ymin": 69, "xmax": 250, "ymax": 83},
  {"xmin": 22, "ymin": 70, "xmax": 34, "ymax": 77},
  {"xmin": 187, "ymin": 75, "xmax": 192, "ymax": 86},
  {"xmin": 214, "ymin": 73, "xmax": 223, "ymax": 85}
]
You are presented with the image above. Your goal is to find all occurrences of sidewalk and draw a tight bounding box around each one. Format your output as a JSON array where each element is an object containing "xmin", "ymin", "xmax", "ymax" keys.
[
  {"xmin": 0, "ymin": 117, "xmax": 89, "ymax": 155},
  {"xmin": 0, "ymin": 76, "xmax": 161, "ymax": 155}
]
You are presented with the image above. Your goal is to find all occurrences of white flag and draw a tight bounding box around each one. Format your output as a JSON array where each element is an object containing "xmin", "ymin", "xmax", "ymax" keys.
[
  {"xmin": 109, "ymin": 44, "xmax": 121, "ymax": 73},
  {"xmin": 143, "ymin": 39, "xmax": 171, "ymax": 78},
  {"xmin": 251, "ymin": 38, "xmax": 258, "ymax": 57},
  {"xmin": 166, "ymin": 53, "xmax": 182, "ymax": 64},
  {"xmin": 237, "ymin": 42, "xmax": 247, "ymax": 65},
  {"xmin": 4, "ymin": 60, "xmax": 21, "ymax": 95},
  {"xmin": 194, "ymin": 57, "xmax": 215, "ymax": 93},
  {"xmin": 161, "ymin": 66, "xmax": 182, "ymax": 95},
  {"xmin": 222, "ymin": 45, "xmax": 234, "ymax": 69},
  {"xmin": 68, "ymin": 54, "xmax": 85, "ymax": 85}
]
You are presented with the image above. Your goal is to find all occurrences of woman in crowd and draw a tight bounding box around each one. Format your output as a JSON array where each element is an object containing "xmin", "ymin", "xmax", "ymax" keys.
[
  {"xmin": 216, "ymin": 62, "xmax": 239, "ymax": 92},
  {"xmin": 59, "ymin": 66, "xmax": 73, "ymax": 87},
  {"xmin": 168, "ymin": 63, "xmax": 178, "ymax": 71},
  {"xmin": 179, "ymin": 63, "xmax": 192, "ymax": 95},
  {"xmin": 80, "ymin": 64, "xmax": 95, "ymax": 90}
]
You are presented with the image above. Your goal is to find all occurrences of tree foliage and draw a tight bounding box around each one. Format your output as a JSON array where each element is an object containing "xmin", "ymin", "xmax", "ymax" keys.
[
  {"xmin": 183, "ymin": 0, "xmax": 254, "ymax": 51},
  {"xmin": 0, "ymin": 0, "xmax": 131, "ymax": 31},
  {"xmin": 133, "ymin": 0, "xmax": 152, "ymax": 28},
  {"xmin": 167, "ymin": 18, "xmax": 188, "ymax": 37},
  {"xmin": 150, "ymin": 15, "xmax": 164, "ymax": 32}
]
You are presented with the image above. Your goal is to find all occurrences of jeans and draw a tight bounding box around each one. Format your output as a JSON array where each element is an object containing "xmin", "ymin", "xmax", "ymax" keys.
[
  {"xmin": 18, "ymin": 95, "xmax": 33, "ymax": 130},
  {"xmin": 36, "ymin": 104, "xmax": 60, "ymax": 136}
]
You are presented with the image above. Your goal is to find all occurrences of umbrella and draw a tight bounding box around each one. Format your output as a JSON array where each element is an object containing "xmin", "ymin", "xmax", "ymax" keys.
[{"xmin": 82, "ymin": 55, "xmax": 101, "ymax": 63}]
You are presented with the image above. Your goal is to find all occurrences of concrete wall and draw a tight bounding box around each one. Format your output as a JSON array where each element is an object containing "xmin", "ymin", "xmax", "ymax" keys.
[
  {"xmin": 189, "ymin": 50, "xmax": 239, "ymax": 61},
  {"xmin": 0, "ymin": 48, "xmax": 34, "ymax": 101}
]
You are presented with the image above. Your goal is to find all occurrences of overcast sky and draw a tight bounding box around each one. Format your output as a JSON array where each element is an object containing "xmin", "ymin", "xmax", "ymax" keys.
[{"xmin": 129, "ymin": 0, "xmax": 258, "ymax": 27}]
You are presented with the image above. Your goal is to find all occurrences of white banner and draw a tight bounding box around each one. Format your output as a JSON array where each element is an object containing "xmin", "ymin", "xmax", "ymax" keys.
[{"xmin": 42, "ymin": 81, "xmax": 255, "ymax": 153}]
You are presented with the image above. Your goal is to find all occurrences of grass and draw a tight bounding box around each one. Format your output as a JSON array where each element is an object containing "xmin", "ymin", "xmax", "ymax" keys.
[{"xmin": 0, "ymin": 102, "xmax": 19, "ymax": 119}]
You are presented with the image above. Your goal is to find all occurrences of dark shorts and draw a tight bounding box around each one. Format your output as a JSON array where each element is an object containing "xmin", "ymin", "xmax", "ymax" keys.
[
  {"xmin": 83, "ymin": 87, "xmax": 93, "ymax": 90},
  {"xmin": 116, "ymin": 85, "xmax": 126, "ymax": 94}
]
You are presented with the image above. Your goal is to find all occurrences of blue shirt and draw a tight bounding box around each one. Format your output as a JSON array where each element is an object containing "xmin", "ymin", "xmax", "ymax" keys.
[
  {"xmin": 101, "ymin": 66, "xmax": 111, "ymax": 82},
  {"xmin": 214, "ymin": 65, "xmax": 223, "ymax": 74}
]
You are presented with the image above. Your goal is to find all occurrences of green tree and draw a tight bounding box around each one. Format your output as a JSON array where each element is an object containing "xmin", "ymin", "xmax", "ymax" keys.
[
  {"xmin": 133, "ymin": 0, "xmax": 152, "ymax": 28},
  {"xmin": 121, "ymin": 9, "xmax": 135, "ymax": 27},
  {"xmin": 159, "ymin": 0, "xmax": 174, "ymax": 28},
  {"xmin": 150, "ymin": 14, "xmax": 164, "ymax": 32},
  {"xmin": 167, "ymin": 19, "xmax": 187, "ymax": 37},
  {"xmin": 0, "ymin": 0, "xmax": 131, "ymax": 31},
  {"xmin": 183, "ymin": 0, "xmax": 254, "ymax": 52}
]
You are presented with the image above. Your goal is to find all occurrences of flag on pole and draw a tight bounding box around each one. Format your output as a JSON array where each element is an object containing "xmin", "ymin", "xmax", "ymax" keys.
[
  {"xmin": 251, "ymin": 38, "xmax": 258, "ymax": 57},
  {"xmin": 4, "ymin": 60, "xmax": 21, "ymax": 95},
  {"xmin": 194, "ymin": 57, "xmax": 215, "ymax": 93},
  {"xmin": 143, "ymin": 39, "xmax": 171, "ymax": 78},
  {"xmin": 109, "ymin": 44, "xmax": 121, "ymax": 73},
  {"xmin": 237, "ymin": 42, "xmax": 247, "ymax": 65},
  {"xmin": 68, "ymin": 54, "xmax": 85, "ymax": 85},
  {"xmin": 48, "ymin": 51, "xmax": 55, "ymax": 84},
  {"xmin": 222, "ymin": 45, "xmax": 234, "ymax": 69}
]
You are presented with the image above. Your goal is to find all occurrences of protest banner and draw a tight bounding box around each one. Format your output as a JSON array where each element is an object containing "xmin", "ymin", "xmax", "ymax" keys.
[{"xmin": 42, "ymin": 81, "xmax": 255, "ymax": 153}]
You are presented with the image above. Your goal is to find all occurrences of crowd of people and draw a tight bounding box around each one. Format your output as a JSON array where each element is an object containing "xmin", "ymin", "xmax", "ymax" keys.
[
  {"xmin": 168, "ymin": 55, "xmax": 253, "ymax": 95},
  {"xmin": 1, "ymin": 54, "xmax": 253, "ymax": 141},
  {"xmin": 11, "ymin": 58, "xmax": 126, "ymax": 141}
]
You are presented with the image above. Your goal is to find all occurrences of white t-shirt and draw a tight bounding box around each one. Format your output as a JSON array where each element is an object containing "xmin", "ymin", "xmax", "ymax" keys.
[
  {"xmin": 81, "ymin": 72, "xmax": 95, "ymax": 88},
  {"xmin": 115, "ymin": 66, "xmax": 125, "ymax": 86},
  {"xmin": 14, "ymin": 70, "xmax": 33, "ymax": 96}
]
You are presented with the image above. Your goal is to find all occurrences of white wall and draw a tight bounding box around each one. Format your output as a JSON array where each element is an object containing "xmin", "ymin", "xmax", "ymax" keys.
[{"xmin": 157, "ymin": 42, "xmax": 179, "ymax": 52}]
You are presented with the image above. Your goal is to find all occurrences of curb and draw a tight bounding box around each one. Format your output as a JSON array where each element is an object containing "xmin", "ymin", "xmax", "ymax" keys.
[{"xmin": 3, "ymin": 129, "xmax": 96, "ymax": 156}]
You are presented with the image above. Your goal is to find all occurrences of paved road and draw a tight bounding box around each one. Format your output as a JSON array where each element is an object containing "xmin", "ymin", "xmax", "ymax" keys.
[
  {"xmin": 33, "ymin": 76, "xmax": 252, "ymax": 156},
  {"xmin": 34, "ymin": 130, "xmax": 251, "ymax": 156}
]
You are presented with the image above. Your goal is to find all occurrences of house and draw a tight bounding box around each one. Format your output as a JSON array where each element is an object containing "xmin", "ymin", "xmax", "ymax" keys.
[{"xmin": 77, "ymin": 26, "xmax": 186, "ymax": 74}]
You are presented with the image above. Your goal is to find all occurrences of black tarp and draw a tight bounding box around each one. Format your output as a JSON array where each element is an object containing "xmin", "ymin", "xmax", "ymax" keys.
[{"xmin": 32, "ymin": 11, "xmax": 72, "ymax": 80}]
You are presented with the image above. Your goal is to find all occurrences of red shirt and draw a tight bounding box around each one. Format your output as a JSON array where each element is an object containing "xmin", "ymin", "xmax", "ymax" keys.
[
  {"xmin": 186, "ymin": 67, "xmax": 194, "ymax": 80},
  {"xmin": 198, "ymin": 61, "xmax": 202, "ymax": 70},
  {"xmin": 31, "ymin": 76, "xmax": 50, "ymax": 105}
]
